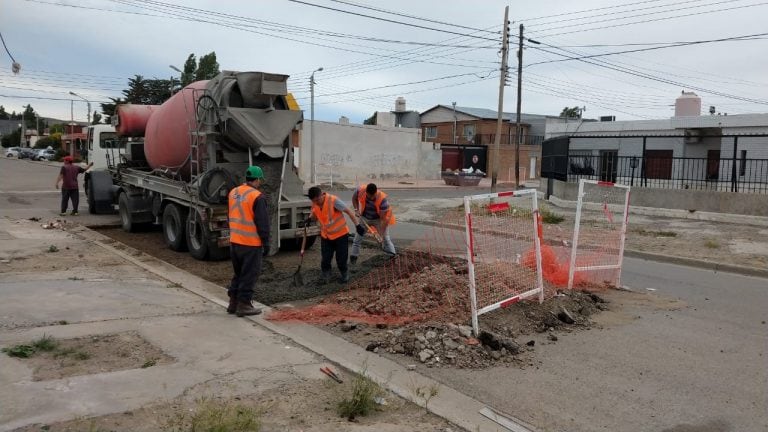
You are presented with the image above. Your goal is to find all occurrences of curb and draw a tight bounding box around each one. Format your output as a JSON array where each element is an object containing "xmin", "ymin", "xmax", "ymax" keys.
[{"xmin": 624, "ymin": 249, "xmax": 768, "ymax": 279}]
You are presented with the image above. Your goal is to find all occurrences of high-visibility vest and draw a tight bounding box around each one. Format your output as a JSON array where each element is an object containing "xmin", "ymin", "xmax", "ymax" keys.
[
  {"xmin": 312, "ymin": 193, "xmax": 349, "ymax": 240},
  {"xmin": 357, "ymin": 184, "xmax": 396, "ymax": 225},
  {"xmin": 228, "ymin": 184, "xmax": 263, "ymax": 247}
]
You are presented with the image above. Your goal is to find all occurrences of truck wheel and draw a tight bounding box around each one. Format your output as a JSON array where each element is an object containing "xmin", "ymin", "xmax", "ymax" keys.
[
  {"xmin": 162, "ymin": 204, "xmax": 188, "ymax": 252},
  {"xmin": 86, "ymin": 176, "xmax": 96, "ymax": 215},
  {"xmin": 118, "ymin": 193, "xmax": 136, "ymax": 232},
  {"xmin": 186, "ymin": 212, "xmax": 229, "ymax": 261}
]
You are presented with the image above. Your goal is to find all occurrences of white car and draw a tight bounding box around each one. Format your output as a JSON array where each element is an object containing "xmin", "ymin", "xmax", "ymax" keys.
[
  {"xmin": 34, "ymin": 149, "xmax": 57, "ymax": 161},
  {"xmin": 5, "ymin": 147, "xmax": 21, "ymax": 158}
]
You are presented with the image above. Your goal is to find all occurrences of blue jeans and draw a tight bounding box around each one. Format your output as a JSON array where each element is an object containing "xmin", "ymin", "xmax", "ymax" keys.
[{"xmin": 351, "ymin": 217, "xmax": 396, "ymax": 257}]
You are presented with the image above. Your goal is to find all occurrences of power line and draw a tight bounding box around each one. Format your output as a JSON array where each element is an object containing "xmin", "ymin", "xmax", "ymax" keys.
[
  {"xmin": 284, "ymin": 0, "xmax": 499, "ymax": 41},
  {"xmin": 526, "ymin": 31, "xmax": 768, "ymax": 66},
  {"xmin": 520, "ymin": 0, "xmax": 670, "ymax": 22}
]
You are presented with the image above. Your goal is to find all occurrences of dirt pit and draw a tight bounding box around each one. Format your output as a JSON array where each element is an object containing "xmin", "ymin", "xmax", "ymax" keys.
[
  {"xmin": 4, "ymin": 332, "xmax": 173, "ymax": 381},
  {"xmin": 93, "ymin": 226, "xmax": 613, "ymax": 370}
]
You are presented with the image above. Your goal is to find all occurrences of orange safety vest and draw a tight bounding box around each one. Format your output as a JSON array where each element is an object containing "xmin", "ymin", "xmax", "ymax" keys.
[
  {"xmin": 312, "ymin": 193, "xmax": 349, "ymax": 240},
  {"xmin": 227, "ymin": 184, "xmax": 263, "ymax": 247},
  {"xmin": 357, "ymin": 184, "xmax": 396, "ymax": 225}
]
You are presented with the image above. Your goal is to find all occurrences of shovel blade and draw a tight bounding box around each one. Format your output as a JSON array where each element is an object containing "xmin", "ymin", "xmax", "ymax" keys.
[{"xmin": 292, "ymin": 269, "xmax": 304, "ymax": 287}]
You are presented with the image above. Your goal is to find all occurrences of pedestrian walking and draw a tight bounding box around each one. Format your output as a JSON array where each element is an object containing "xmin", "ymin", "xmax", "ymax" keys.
[
  {"xmin": 55, "ymin": 156, "xmax": 93, "ymax": 216},
  {"xmin": 350, "ymin": 183, "xmax": 396, "ymax": 264},
  {"xmin": 227, "ymin": 166, "xmax": 270, "ymax": 317},
  {"xmin": 307, "ymin": 186, "xmax": 360, "ymax": 284}
]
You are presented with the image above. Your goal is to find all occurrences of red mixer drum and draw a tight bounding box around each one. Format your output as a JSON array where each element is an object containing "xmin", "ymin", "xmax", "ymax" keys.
[
  {"xmin": 114, "ymin": 104, "xmax": 159, "ymax": 137},
  {"xmin": 143, "ymin": 80, "xmax": 209, "ymax": 176}
]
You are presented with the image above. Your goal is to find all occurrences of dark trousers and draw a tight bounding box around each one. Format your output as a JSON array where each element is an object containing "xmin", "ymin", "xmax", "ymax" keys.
[
  {"xmin": 228, "ymin": 243, "xmax": 263, "ymax": 302},
  {"xmin": 320, "ymin": 234, "xmax": 349, "ymax": 275},
  {"xmin": 61, "ymin": 188, "xmax": 79, "ymax": 213}
]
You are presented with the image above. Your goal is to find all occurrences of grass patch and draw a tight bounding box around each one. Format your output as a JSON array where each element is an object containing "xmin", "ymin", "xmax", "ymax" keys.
[
  {"xmin": 704, "ymin": 239, "xmax": 720, "ymax": 249},
  {"xmin": 141, "ymin": 359, "xmax": 157, "ymax": 368},
  {"xmin": 336, "ymin": 371, "xmax": 383, "ymax": 420},
  {"xmin": 47, "ymin": 245, "xmax": 59, "ymax": 253},
  {"xmin": 163, "ymin": 397, "xmax": 261, "ymax": 432},
  {"xmin": 540, "ymin": 206, "xmax": 565, "ymax": 224},
  {"xmin": 2, "ymin": 344, "xmax": 35, "ymax": 358},
  {"xmin": 633, "ymin": 228, "xmax": 677, "ymax": 237}
]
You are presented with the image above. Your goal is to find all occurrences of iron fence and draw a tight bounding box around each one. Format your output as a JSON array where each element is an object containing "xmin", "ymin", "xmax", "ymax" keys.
[{"xmin": 567, "ymin": 154, "xmax": 768, "ymax": 194}]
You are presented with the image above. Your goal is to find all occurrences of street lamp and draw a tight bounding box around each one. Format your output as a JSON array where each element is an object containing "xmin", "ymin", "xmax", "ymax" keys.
[
  {"xmin": 310, "ymin": 67, "xmax": 323, "ymax": 185},
  {"xmin": 69, "ymin": 91, "xmax": 91, "ymax": 125},
  {"xmin": 169, "ymin": 65, "xmax": 182, "ymax": 95}
]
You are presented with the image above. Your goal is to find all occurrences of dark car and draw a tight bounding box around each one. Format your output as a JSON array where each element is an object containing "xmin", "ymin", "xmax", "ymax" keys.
[{"xmin": 18, "ymin": 148, "xmax": 37, "ymax": 159}]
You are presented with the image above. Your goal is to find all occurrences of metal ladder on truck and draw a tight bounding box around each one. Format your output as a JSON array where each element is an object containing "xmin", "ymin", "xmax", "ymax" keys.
[{"xmin": 186, "ymin": 88, "xmax": 220, "ymax": 240}]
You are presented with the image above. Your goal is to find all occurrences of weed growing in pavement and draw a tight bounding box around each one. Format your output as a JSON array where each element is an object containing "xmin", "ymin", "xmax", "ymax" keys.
[
  {"xmin": 336, "ymin": 368, "xmax": 384, "ymax": 420},
  {"xmin": 408, "ymin": 379, "xmax": 440, "ymax": 414},
  {"xmin": 166, "ymin": 282, "xmax": 183, "ymax": 288},
  {"xmin": 47, "ymin": 245, "xmax": 59, "ymax": 253},
  {"xmin": 704, "ymin": 239, "xmax": 720, "ymax": 249},
  {"xmin": 58, "ymin": 320, "xmax": 68, "ymax": 325},
  {"xmin": 32, "ymin": 334, "xmax": 59, "ymax": 352},
  {"xmin": 162, "ymin": 396, "xmax": 262, "ymax": 432},
  {"xmin": 141, "ymin": 359, "xmax": 157, "ymax": 368}
]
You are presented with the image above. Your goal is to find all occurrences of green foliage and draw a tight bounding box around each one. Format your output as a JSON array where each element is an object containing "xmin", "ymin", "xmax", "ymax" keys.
[
  {"xmin": 195, "ymin": 52, "xmax": 220, "ymax": 82},
  {"xmin": 0, "ymin": 105, "xmax": 9, "ymax": 120},
  {"xmin": 32, "ymin": 334, "xmax": 59, "ymax": 352},
  {"xmin": 1, "ymin": 128, "xmax": 20, "ymax": 148},
  {"xmin": 560, "ymin": 106, "xmax": 582, "ymax": 119},
  {"xmin": 2, "ymin": 344, "xmax": 35, "ymax": 358},
  {"xmin": 91, "ymin": 111, "xmax": 102, "ymax": 125},
  {"xmin": 704, "ymin": 239, "xmax": 720, "ymax": 249},
  {"xmin": 540, "ymin": 206, "xmax": 565, "ymax": 224},
  {"xmin": 336, "ymin": 372, "xmax": 382, "ymax": 419},
  {"xmin": 48, "ymin": 245, "xmax": 59, "ymax": 253},
  {"xmin": 634, "ymin": 228, "xmax": 677, "ymax": 237},
  {"xmin": 35, "ymin": 135, "xmax": 61, "ymax": 150},
  {"xmin": 141, "ymin": 359, "xmax": 157, "ymax": 368},
  {"xmin": 181, "ymin": 53, "xmax": 197, "ymax": 87}
]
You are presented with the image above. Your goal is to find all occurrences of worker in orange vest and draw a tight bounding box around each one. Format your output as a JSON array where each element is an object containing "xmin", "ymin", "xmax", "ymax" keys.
[
  {"xmin": 226, "ymin": 166, "xmax": 270, "ymax": 317},
  {"xmin": 350, "ymin": 183, "xmax": 396, "ymax": 264},
  {"xmin": 307, "ymin": 186, "xmax": 360, "ymax": 284}
]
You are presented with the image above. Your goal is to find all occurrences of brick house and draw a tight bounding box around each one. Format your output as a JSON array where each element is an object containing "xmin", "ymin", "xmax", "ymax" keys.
[{"xmin": 420, "ymin": 105, "xmax": 562, "ymax": 182}]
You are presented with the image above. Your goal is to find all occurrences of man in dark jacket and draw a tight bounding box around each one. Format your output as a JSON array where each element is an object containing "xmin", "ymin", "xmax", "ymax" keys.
[
  {"xmin": 227, "ymin": 166, "xmax": 270, "ymax": 317},
  {"xmin": 55, "ymin": 156, "xmax": 93, "ymax": 216}
]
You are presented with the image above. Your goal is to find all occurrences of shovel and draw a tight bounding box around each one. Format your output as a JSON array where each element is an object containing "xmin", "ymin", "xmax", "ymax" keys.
[
  {"xmin": 291, "ymin": 225, "xmax": 308, "ymax": 287},
  {"xmin": 359, "ymin": 218, "xmax": 396, "ymax": 257}
]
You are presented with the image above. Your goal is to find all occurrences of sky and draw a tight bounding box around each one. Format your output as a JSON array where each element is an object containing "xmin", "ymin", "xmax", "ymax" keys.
[{"xmin": 2, "ymin": 0, "xmax": 768, "ymax": 125}]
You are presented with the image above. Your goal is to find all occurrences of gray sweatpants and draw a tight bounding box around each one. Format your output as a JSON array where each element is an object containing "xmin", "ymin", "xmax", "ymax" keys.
[{"xmin": 351, "ymin": 217, "xmax": 396, "ymax": 257}]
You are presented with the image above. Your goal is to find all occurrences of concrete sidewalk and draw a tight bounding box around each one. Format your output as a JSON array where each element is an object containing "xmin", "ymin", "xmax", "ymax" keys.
[{"xmin": 0, "ymin": 218, "xmax": 525, "ymax": 432}]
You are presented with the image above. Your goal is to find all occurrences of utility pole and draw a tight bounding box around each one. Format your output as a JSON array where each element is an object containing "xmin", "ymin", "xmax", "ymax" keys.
[
  {"xmin": 491, "ymin": 6, "xmax": 510, "ymax": 193},
  {"xmin": 514, "ymin": 23, "xmax": 524, "ymax": 188},
  {"xmin": 310, "ymin": 67, "xmax": 323, "ymax": 185},
  {"xmin": 452, "ymin": 101, "xmax": 457, "ymax": 145}
]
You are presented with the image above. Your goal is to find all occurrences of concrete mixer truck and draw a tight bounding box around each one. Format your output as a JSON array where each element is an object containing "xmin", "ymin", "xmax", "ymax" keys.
[{"xmin": 85, "ymin": 70, "xmax": 318, "ymax": 260}]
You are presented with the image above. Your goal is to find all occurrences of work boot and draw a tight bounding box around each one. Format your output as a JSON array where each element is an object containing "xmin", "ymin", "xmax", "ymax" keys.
[
  {"xmin": 235, "ymin": 300, "xmax": 262, "ymax": 317},
  {"xmin": 226, "ymin": 293, "xmax": 237, "ymax": 314},
  {"xmin": 59, "ymin": 212, "xmax": 67, "ymax": 217},
  {"xmin": 71, "ymin": 211, "xmax": 79, "ymax": 216},
  {"xmin": 349, "ymin": 255, "xmax": 358, "ymax": 265},
  {"xmin": 320, "ymin": 271, "xmax": 332, "ymax": 285},
  {"xmin": 339, "ymin": 271, "xmax": 350, "ymax": 284}
]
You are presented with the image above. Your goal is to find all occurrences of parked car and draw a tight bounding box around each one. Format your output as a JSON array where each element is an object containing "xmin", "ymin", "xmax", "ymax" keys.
[
  {"xmin": 34, "ymin": 149, "xmax": 57, "ymax": 161},
  {"xmin": 5, "ymin": 147, "xmax": 21, "ymax": 158},
  {"xmin": 18, "ymin": 148, "xmax": 37, "ymax": 159}
]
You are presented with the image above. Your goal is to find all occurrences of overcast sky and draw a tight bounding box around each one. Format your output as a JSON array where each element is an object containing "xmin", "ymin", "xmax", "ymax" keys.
[{"xmin": 2, "ymin": 0, "xmax": 768, "ymax": 125}]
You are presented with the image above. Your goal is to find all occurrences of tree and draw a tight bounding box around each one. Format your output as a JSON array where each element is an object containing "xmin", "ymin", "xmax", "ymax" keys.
[
  {"xmin": 100, "ymin": 97, "xmax": 125, "ymax": 126},
  {"xmin": 181, "ymin": 54, "xmax": 196, "ymax": 87},
  {"xmin": 91, "ymin": 111, "xmax": 102, "ymax": 125},
  {"xmin": 1, "ymin": 129, "xmax": 20, "ymax": 148},
  {"xmin": 0, "ymin": 105, "xmax": 8, "ymax": 120},
  {"xmin": 195, "ymin": 52, "xmax": 220, "ymax": 82},
  {"xmin": 560, "ymin": 106, "xmax": 582, "ymax": 119}
]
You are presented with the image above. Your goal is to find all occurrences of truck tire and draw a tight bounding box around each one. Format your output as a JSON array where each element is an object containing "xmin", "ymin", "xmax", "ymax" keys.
[
  {"xmin": 119, "ymin": 192, "xmax": 151, "ymax": 232},
  {"xmin": 186, "ymin": 212, "xmax": 229, "ymax": 261},
  {"xmin": 162, "ymin": 203, "xmax": 188, "ymax": 252},
  {"xmin": 87, "ymin": 171, "xmax": 116, "ymax": 215}
]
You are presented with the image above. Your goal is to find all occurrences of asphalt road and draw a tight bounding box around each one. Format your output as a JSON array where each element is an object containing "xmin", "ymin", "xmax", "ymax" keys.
[{"xmin": 3, "ymin": 156, "xmax": 766, "ymax": 431}]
